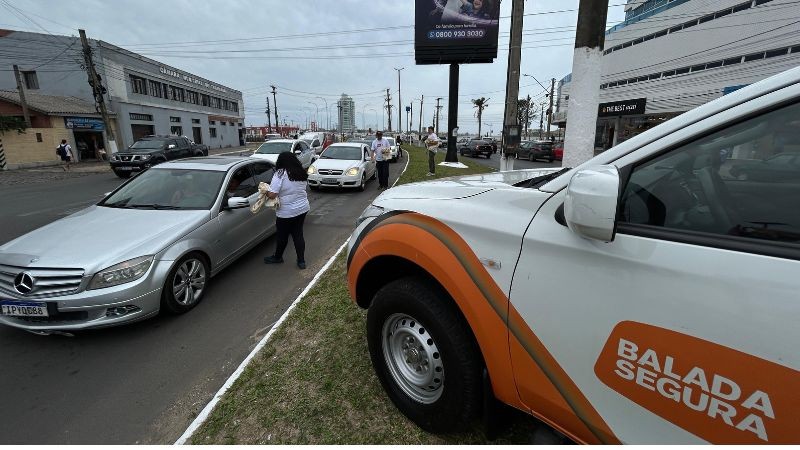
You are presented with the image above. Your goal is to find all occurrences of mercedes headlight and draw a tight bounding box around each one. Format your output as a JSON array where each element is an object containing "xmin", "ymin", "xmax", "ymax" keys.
[
  {"xmin": 307, "ymin": 165, "xmax": 316, "ymax": 174},
  {"xmin": 346, "ymin": 167, "xmax": 359, "ymax": 176},
  {"xmin": 88, "ymin": 255, "xmax": 154, "ymax": 290},
  {"xmin": 357, "ymin": 204, "xmax": 385, "ymax": 226}
]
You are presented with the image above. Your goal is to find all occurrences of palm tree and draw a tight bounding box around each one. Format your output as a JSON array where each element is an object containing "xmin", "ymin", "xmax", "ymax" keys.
[{"xmin": 472, "ymin": 97, "xmax": 489, "ymax": 137}]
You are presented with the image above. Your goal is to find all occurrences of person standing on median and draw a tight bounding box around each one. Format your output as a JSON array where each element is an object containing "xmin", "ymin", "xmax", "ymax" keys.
[
  {"xmin": 424, "ymin": 126, "xmax": 439, "ymax": 176},
  {"xmin": 263, "ymin": 152, "xmax": 311, "ymax": 270},
  {"xmin": 371, "ymin": 130, "xmax": 391, "ymax": 189}
]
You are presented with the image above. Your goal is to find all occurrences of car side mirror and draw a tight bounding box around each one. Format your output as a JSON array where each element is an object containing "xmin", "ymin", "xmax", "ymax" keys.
[
  {"xmin": 225, "ymin": 196, "xmax": 249, "ymax": 210},
  {"xmin": 294, "ymin": 149, "xmax": 302, "ymax": 155},
  {"xmin": 564, "ymin": 165, "xmax": 620, "ymax": 242}
]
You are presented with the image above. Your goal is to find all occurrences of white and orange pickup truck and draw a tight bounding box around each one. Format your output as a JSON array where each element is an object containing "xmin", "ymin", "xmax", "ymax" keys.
[{"xmin": 346, "ymin": 66, "xmax": 800, "ymax": 444}]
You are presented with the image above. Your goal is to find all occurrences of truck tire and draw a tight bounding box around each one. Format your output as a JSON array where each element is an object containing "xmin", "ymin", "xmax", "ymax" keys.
[
  {"xmin": 367, "ymin": 277, "xmax": 483, "ymax": 433},
  {"xmin": 113, "ymin": 170, "xmax": 131, "ymax": 179}
]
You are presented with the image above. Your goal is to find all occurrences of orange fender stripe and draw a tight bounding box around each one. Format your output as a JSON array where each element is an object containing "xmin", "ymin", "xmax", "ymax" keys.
[{"xmin": 348, "ymin": 212, "xmax": 621, "ymax": 444}]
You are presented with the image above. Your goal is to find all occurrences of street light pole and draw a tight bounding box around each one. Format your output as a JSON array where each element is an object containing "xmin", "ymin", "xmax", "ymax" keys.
[
  {"xmin": 362, "ymin": 104, "xmax": 372, "ymax": 132},
  {"xmin": 307, "ymin": 101, "xmax": 319, "ymax": 130},
  {"xmin": 316, "ymin": 96, "xmax": 329, "ymax": 130},
  {"xmin": 394, "ymin": 67, "xmax": 404, "ymax": 135}
]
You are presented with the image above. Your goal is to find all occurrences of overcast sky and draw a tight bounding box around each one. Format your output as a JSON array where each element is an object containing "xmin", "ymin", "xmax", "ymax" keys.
[{"xmin": 2, "ymin": 0, "xmax": 625, "ymax": 134}]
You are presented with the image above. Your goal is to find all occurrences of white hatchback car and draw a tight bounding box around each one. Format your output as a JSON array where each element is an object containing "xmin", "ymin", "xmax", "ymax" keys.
[
  {"xmin": 307, "ymin": 143, "xmax": 376, "ymax": 191},
  {"xmin": 251, "ymin": 139, "xmax": 314, "ymax": 169}
]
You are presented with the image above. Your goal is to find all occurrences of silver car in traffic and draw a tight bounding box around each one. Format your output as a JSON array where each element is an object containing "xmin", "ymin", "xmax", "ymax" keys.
[{"xmin": 0, "ymin": 157, "xmax": 277, "ymax": 333}]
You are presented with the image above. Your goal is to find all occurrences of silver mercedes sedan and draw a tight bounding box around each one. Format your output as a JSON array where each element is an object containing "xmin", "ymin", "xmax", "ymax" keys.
[{"xmin": 0, "ymin": 157, "xmax": 277, "ymax": 333}]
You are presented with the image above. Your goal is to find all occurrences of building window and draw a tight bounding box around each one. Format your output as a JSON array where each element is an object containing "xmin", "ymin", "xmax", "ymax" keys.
[
  {"xmin": 22, "ymin": 71, "xmax": 39, "ymax": 90},
  {"xmin": 35, "ymin": 132, "xmax": 42, "ymax": 142},
  {"xmin": 171, "ymin": 126, "xmax": 183, "ymax": 136},
  {"xmin": 187, "ymin": 90, "xmax": 199, "ymax": 104},
  {"xmin": 170, "ymin": 86, "xmax": 185, "ymax": 102},
  {"xmin": 201, "ymin": 94, "xmax": 210, "ymax": 106},
  {"xmin": 192, "ymin": 118, "xmax": 201, "ymax": 124},
  {"xmin": 209, "ymin": 127, "xmax": 217, "ymax": 138},
  {"xmin": 237, "ymin": 123, "xmax": 242, "ymax": 127},
  {"xmin": 148, "ymin": 80, "xmax": 162, "ymax": 98},
  {"xmin": 232, "ymin": 102, "xmax": 239, "ymax": 113},
  {"xmin": 129, "ymin": 113, "xmax": 153, "ymax": 121},
  {"xmin": 211, "ymin": 97, "xmax": 221, "ymax": 109},
  {"xmin": 163, "ymin": 83, "xmax": 171, "ymax": 100},
  {"xmin": 222, "ymin": 99, "xmax": 229, "ymax": 110},
  {"xmin": 209, "ymin": 120, "xmax": 216, "ymax": 125},
  {"xmin": 130, "ymin": 75, "xmax": 147, "ymax": 95},
  {"xmin": 170, "ymin": 116, "xmax": 181, "ymax": 123}
]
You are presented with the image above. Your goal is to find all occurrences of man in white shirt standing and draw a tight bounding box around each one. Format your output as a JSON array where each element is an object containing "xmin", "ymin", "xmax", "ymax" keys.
[
  {"xmin": 371, "ymin": 130, "xmax": 391, "ymax": 189},
  {"xmin": 424, "ymin": 126, "xmax": 440, "ymax": 176}
]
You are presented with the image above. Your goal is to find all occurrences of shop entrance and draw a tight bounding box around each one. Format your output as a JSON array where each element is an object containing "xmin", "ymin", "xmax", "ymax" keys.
[
  {"xmin": 131, "ymin": 124, "xmax": 155, "ymax": 142},
  {"xmin": 73, "ymin": 130, "xmax": 105, "ymax": 161},
  {"xmin": 192, "ymin": 126, "xmax": 202, "ymax": 144}
]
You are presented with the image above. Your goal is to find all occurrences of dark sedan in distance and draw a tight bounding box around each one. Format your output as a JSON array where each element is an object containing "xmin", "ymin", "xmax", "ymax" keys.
[
  {"xmin": 516, "ymin": 140, "xmax": 555, "ymax": 162},
  {"xmin": 458, "ymin": 138, "xmax": 494, "ymax": 158}
]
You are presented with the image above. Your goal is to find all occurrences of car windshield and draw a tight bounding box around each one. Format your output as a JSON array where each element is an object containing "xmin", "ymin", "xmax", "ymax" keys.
[
  {"xmin": 255, "ymin": 141, "xmax": 292, "ymax": 154},
  {"xmin": 386, "ymin": 138, "xmax": 396, "ymax": 146},
  {"xmin": 320, "ymin": 146, "xmax": 363, "ymax": 160},
  {"xmin": 101, "ymin": 168, "xmax": 226, "ymax": 210},
  {"xmin": 129, "ymin": 140, "xmax": 165, "ymax": 151},
  {"xmin": 302, "ymin": 139, "xmax": 314, "ymax": 145}
]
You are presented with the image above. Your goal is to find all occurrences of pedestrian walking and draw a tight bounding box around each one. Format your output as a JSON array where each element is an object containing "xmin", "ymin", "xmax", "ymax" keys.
[
  {"xmin": 263, "ymin": 152, "xmax": 311, "ymax": 269},
  {"xmin": 424, "ymin": 126, "xmax": 440, "ymax": 176},
  {"xmin": 371, "ymin": 130, "xmax": 391, "ymax": 189},
  {"xmin": 56, "ymin": 139, "xmax": 74, "ymax": 171}
]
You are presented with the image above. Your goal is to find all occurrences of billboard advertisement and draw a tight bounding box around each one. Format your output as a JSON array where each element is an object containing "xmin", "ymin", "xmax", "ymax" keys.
[{"xmin": 415, "ymin": 0, "xmax": 501, "ymax": 65}]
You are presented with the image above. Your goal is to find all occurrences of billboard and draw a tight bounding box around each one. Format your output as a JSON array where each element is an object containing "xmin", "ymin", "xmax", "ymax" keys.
[{"xmin": 415, "ymin": 0, "xmax": 501, "ymax": 65}]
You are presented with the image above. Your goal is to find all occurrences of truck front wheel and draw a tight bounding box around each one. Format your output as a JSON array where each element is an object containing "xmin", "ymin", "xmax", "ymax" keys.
[{"xmin": 367, "ymin": 277, "xmax": 483, "ymax": 433}]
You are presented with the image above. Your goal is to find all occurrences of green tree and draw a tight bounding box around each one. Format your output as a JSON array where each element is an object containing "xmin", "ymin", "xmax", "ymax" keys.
[
  {"xmin": 516, "ymin": 98, "xmax": 534, "ymax": 136},
  {"xmin": 0, "ymin": 116, "xmax": 27, "ymax": 136},
  {"xmin": 472, "ymin": 97, "xmax": 489, "ymax": 137}
]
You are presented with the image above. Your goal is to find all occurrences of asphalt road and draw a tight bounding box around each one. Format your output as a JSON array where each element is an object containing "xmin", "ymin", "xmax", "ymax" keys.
[
  {"xmin": 460, "ymin": 151, "xmax": 563, "ymax": 171},
  {"xmin": 0, "ymin": 157, "xmax": 405, "ymax": 444}
]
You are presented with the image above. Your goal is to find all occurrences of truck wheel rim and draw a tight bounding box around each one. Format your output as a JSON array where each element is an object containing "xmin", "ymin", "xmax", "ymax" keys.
[
  {"xmin": 172, "ymin": 259, "xmax": 206, "ymax": 305},
  {"xmin": 382, "ymin": 313, "xmax": 444, "ymax": 404}
]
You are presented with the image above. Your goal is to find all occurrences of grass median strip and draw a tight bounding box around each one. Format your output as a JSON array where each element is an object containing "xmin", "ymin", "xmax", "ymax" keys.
[{"xmin": 190, "ymin": 144, "xmax": 540, "ymax": 444}]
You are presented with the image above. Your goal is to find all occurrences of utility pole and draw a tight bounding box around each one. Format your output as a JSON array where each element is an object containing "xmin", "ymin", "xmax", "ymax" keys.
[
  {"xmin": 394, "ymin": 67, "xmax": 404, "ymax": 134},
  {"xmin": 270, "ymin": 85, "xmax": 279, "ymax": 135},
  {"xmin": 385, "ymin": 89, "xmax": 393, "ymax": 132},
  {"xmin": 435, "ymin": 97, "xmax": 442, "ymax": 135},
  {"xmin": 540, "ymin": 102, "xmax": 545, "ymax": 140},
  {"xmin": 563, "ymin": 0, "xmax": 609, "ymax": 167},
  {"xmin": 12, "ymin": 65, "xmax": 31, "ymax": 127},
  {"xmin": 500, "ymin": 0, "xmax": 525, "ymax": 171},
  {"xmin": 265, "ymin": 96, "xmax": 272, "ymax": 132},
  {"xmin": 316, "ymin": 96, "xmax": 328, "ymax": 130},
  {"xmin": 79, "ymin": 29, "xmax": 117, "ymax": 153},
  {"xmin": 418, "ymin": 95, "xmax": 424, "ymax": 135},
  {"xmin": 547, "ymin": 77, "xmax": 556, "ymax": 140},
  {"xmin": 525, "ymin": 94, "xmax": 531, "ymax": 139}
]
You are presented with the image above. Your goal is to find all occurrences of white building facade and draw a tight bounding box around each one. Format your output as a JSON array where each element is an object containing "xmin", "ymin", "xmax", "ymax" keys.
[{"xmin": 555, "ymin": 0, "xmax": 800, "ymax": 150}]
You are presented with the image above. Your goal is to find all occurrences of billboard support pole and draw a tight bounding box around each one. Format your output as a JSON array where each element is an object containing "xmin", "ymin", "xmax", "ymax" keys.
[{"xmin": 445, "ymin": 63, "xmax": 459, "ymax": 162}]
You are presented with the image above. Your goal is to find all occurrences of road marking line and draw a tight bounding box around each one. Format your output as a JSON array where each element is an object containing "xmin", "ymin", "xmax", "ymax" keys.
[
  {"xmin": 175, "ymin": 147, "xmax": 411, "ymax": 445},
  {"xmin": 174, "ymin": 238, "xmax": 350, "ymax": 445}
]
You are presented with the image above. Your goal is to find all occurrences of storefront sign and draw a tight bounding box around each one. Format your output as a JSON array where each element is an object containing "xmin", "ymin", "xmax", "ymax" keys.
[
  {"xmin": 415, "ymin": 0, "xmax": 501, "ymax": 65},
  {"xmin": 159, "ymin": 67, "xmax": 228, "ymax": 93},
  {"xmin": 64, "ymin": 117, "xmax": 105, "ymax": 131},
  {"xmin": 598, "ymin": 98, "xmax": 647, "ymax": 117}
]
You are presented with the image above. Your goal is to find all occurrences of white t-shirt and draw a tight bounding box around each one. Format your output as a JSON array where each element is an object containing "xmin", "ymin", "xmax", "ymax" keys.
[
  {"xmin": 425, "ymin": 133, "xmax": 439, "ymax": 153},
  {"xmin": 371, "ymin": 138, "xmax": 391, "ymax": 162},
  {"xmin": 268, "ymin": 170, "xmax": 310, "ymax": 218}
]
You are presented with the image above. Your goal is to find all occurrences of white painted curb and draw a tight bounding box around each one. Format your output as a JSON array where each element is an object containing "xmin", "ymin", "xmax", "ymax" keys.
[{"xmin": 174, "ymin": 147, "xmax": 411, "ymax": 445}]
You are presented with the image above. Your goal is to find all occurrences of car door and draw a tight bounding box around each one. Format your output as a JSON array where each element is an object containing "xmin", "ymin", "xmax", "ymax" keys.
[
  {"xmin": 363, "ymin": 145, "xmax": 375, "ymax": 178},
  {"xmin": 509, "ymin": 98, "xmax": 800, "ymax": 443},
  {"xmin": 250, "ymin": 162, "xmax": 277, "ymax": 239},
  {"xmin": 298, "ymin": 141, "xmax": 313, "ymax": 168},
  {"xmin": 165, "ymin": 139, "xmax": 182, "ymax": 160},
  {"xmin": 215, "ymin": 164, "xmax": 261, "ymax": 263},
  {"xmin": 179, "ymin": 137, "xmax": 193, "ymax": 157}
]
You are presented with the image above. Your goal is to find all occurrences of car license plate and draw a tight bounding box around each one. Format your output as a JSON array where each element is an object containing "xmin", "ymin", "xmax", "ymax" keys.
[
  {"xmin": 117, "ymin": 166, "xmax": 133, "ymax": 171},
  {"xmin": 322, "ymin": 178, "xmax": 339, "ymax": 184},
  {"xmin": 0, "ymin": 300, "xmax": 48, "ymax": 317}
]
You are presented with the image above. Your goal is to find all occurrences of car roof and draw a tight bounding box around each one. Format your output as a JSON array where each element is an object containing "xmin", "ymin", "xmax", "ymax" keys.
[
  {"xmin": 156, "ymin": 156, "xmax": 253, "ymax": 171},
  {"xmin": 259, "ymin": 139, "xmax": 296, "ymax": 144},
  {"xmin": 330, "ymin": 142, "xmax": 366, "ymax": 147}
]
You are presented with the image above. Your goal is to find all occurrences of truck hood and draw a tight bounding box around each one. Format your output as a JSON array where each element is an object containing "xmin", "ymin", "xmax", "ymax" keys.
[
  {"xmin": 0, "ymin": 205, "xmax": 209, "ymax": 274},
  {"xmin": 379, "ymin": 168, "xmax": 561, "ymax": 200}
]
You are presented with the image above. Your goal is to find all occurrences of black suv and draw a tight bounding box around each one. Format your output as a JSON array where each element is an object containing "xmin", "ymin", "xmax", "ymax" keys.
[
  {"xmin": 458, "ymin": 139, "xmax": 494, "ymax": 158},
  {"xmin": 516, "ymin": 140, "xmax": 554, "ymax": 162},
  {"xmin": 110, "ymin": 135, "xmax": 208, "ymax": 178}
]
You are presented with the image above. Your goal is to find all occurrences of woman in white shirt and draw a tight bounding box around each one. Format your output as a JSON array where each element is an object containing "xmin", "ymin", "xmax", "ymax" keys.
[{"xmin": 264, "ymin": 152, "xmax": 311, "ymax": 269}]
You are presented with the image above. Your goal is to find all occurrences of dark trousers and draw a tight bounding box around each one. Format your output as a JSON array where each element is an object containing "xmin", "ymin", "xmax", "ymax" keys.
[
  {"xmin": 428, "ymin": 150, "xmax": 436, "ymax": 173},
  {"xmin": 273, "ymin": 212, "xmax": 307, "ymax": 262},
  {"xmin": 377, "ymin": 160, "xmax": 390, "ymax": 187}
]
